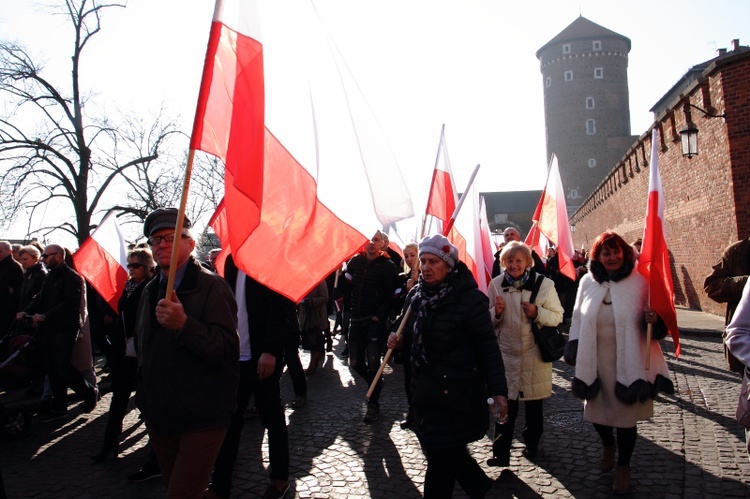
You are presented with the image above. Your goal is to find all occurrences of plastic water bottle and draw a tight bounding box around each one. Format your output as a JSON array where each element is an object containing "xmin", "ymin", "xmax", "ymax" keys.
[{"xmin": 487, "ymin": 397, "xmax": 508, "ymax": 423}]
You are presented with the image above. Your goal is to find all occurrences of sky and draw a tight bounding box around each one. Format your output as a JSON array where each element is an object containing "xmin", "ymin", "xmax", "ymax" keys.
[{"xmin": 1, "ymin": 0, "xmax": 749, "ymax": 244}]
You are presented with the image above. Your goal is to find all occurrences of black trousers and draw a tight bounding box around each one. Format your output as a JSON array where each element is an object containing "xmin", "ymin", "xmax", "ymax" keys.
[
  {"xmin": 102, "ymin": 355, "xmax": 138, "ymax": 444},
  {"xmin": 40, "ymin": 332, "xmax": 94, "ymax": 412},
  {"xmin": 492, "ymin": 399, "xmax": 544, "ymax": 458},
  {"xmin": 210, "ymin": 359, "xmax": 288, "ymax": 496},
  {"xmin": 423, "ymin": 446, "xmax": 491, "ymax": 498}
]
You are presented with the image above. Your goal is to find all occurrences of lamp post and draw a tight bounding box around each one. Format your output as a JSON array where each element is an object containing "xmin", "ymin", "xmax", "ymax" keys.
[{"xmin": 679, "ymin": 103, "xmax": 726, "ymax": 159}]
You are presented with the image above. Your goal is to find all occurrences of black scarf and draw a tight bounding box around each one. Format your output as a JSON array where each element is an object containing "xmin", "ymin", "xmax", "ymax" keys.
[{"xmin": 410, "ymin": 268, "xmax": 458, "ymax": 369}]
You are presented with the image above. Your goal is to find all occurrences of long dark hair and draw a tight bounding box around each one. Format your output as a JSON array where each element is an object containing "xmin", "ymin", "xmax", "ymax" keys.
[{"xmin": 588, "ymin": 232, "xmax": 635, "ymax": 283}]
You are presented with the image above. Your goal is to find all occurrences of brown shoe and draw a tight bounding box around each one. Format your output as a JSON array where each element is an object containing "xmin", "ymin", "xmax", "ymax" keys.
[
  {"xmin": 613, "ymin": 465, "xmax": 630, "ymax": 494},
  {"xmin": 602, "ymin": 442, "xmax": 616, "ymax": 472}
]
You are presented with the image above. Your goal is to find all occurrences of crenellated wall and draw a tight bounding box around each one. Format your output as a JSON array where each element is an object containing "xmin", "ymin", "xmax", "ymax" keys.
[{"xmin": 570, "ymin": 51, "xmax": 750, "ymax": 316}]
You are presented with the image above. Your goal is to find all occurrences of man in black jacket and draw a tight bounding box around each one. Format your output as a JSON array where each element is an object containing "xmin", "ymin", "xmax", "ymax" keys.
[
  {"xmin": 18, "ymin": 244, "xmax": 97, "ymax": 421},
  {"xmin": 345, "ymin": 230, "xmax": 398, "ymax": 423},
  {"xmin": 0, "ymin": 240, "xmax": 22, "ymax": 338},
  {"xmin": 207, "ymin": 254, "xmax": 296, "ymax": 499}
]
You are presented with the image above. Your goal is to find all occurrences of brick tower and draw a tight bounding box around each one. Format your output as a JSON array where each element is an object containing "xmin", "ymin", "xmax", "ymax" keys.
[{"xmin": 537, "ymin": 16, "xmax": 637, "ymax": 214}]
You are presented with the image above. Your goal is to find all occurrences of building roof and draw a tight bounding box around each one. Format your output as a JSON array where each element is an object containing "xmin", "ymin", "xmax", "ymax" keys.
[
  {"xmin": 481, "ymin": 190, "xmax": 543, "ymax": 213},
  {"xmin": 536, "ymin": 15, "xmax": 631, "ymax": 58},
  {"xmin": 650, "ymin": 40, "xmax": 750, "ymax": 116}
]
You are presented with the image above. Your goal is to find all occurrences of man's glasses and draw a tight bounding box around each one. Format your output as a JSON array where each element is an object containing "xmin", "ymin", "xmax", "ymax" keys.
[
  {"xmin": 147, "ymin": 233, "xmax": 189, "ymax": 246},
  {"xmin": 127, "ymin": 263, "xmax": 144, "ymax": 269},
  {"xmin": 41, "ymin": 252, "xmax": 60, "ymax": 259}
]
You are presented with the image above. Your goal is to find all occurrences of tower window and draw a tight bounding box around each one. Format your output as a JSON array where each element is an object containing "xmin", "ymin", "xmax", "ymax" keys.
[
  {"xmin": 564, "ymin": 70, "xmax": 573, "ymax": 82},
  {"xmin": 586, "ymin": 97, "xmax": 595, "ymax": 109},
  {"xmin": 594, "ymin": 67, "xmax": 604, "ymax": 79},
  {"xmin": 546, "ymin": 76, "xmax": 551, "ymax": 88},
  {"xmin": 588, "ymin": 158, "xmax": 597, "ymax": 168},
  {"xmin": 593, "ymin": 40, "xmax": 602, "ymax": 51},
  {"xmin": 586, "ymin": 119, "xmax": 596, "ymax": 135},
  {"xmin": 562, "ymin": 43, "xmax": 571, "ymax": 54}
]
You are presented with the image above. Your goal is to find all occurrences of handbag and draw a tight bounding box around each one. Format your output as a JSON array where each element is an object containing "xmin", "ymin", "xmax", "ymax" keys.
[
  {"xmin": 737, "ymin": 367, "xmax": 750, "ymax": 428},
  {"xmin": 529, "ymin": 274, "xmax": 566, "ymax": 362}
]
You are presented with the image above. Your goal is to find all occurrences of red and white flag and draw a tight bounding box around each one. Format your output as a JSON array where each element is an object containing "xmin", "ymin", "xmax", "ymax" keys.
[
  {"xmin": 423, "ymin": 124, "xmax": 458, "ymax": 235},
  {"xmin": 192, "ymin": 1, "xmax": 413, "ymax": 302},
  {"xmin": 526, "ymin": 155, "xmax": 575, "ymax": 280},
  {"xmin": 478, "ymin": 195, "xmax": 497, "ymax": 284},
  {"xmin": 448, "ymin": 180, "xmax": 491, "ymax": 293},
  {"xmin": 72, "ymin": 213, "xmax": 128, "ymax": 312},
  {"xmin": 638, "ymin": 129, "xmax": 680, "ymax": 357}
]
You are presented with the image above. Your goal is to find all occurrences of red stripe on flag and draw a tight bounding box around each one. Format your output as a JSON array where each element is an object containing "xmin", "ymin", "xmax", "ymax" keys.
[
  {"xmin": 73, "ymin": 237, "xmax": 128, "ymax": 313},
  {"xmin": 426, "ymin": 168, "xmax": 457, "ymax": 224},
  {"xmin": 227, "ymin": 129, "xmax": 368, "ymax": 302}
]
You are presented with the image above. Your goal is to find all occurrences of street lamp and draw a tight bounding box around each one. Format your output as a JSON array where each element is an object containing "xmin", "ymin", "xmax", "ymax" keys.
[{"xmin": 679, "ymin": 103, "xmax": 726, "ymax": 159}]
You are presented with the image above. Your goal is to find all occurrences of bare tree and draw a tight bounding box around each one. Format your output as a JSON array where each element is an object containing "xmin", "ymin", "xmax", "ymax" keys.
[{"xmin": 0, "ymin": 0, "xmax": 187, "ymax": 245}]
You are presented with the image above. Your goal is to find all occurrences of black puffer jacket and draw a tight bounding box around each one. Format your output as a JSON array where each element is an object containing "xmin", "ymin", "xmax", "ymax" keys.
[{"xmin": 404, "ymin": 262, "xmax": 508, "ymax": 450}]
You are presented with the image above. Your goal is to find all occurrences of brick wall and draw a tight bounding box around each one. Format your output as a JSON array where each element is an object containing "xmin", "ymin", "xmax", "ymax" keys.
[{"xmin": 570, "ymin": 53, "xmax": 750, "ymax": 316}]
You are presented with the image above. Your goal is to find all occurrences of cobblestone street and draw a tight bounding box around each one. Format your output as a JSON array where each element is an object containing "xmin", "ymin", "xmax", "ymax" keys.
[{"xmin": 1, "ymin": 309, "xmax": 749, "ymax": 498}]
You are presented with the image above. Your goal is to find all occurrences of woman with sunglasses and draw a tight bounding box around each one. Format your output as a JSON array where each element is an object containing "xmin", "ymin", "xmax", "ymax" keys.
[{"xmin": 92, "ymin": 248, "xmax": 155, "ymax": 462}]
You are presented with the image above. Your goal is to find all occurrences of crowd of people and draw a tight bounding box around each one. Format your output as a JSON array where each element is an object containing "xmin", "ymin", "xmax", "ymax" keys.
[{"xmin": 2, "ymin": 215, "xmax": 749, "ymax": 498}]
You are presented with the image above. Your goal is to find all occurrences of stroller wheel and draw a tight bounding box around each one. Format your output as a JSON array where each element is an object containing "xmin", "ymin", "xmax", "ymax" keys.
[{"xmin": 1, "ymin": 409, "xmax": 32, "ymax": 439}]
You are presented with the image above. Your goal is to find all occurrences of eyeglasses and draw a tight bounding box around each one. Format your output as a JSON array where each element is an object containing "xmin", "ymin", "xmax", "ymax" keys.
[
  {"xmin": 41, "ymin": 252, "xmax": 60, "ymax": 259},
  {"xmin": 147, "ymin": 233, "xmax": 189, "ymax": 246},
  {"xmin": 126, "ymin": 263, "xmax": 144, "ymax": 269}
]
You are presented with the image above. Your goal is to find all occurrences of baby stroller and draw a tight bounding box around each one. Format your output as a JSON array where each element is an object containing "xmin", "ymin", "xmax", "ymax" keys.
[{"xmin": 0, "ymin": 319, "xmax": 38, "ymax": 439}]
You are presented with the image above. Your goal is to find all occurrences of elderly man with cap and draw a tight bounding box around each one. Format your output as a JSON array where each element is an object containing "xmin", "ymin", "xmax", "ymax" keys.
[
  {"xmin": 387, "ymin": 234, "xmax": 508, "ymax": 498},
  {"xmin": 492, "ymin": 227, "xmax": 547, "ymax": 278},
  {"xmin": 135, "ymin": 208, "xmax": 239, "ymax": 498}
]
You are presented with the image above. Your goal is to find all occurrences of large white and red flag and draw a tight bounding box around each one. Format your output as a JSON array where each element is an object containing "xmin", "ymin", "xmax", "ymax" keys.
[
  {"xmin": 447, "ymin": 180, "xmax": 491, "ymax": 293},
  {"xmin": 73, "ymin": 213, "xmax": 129, "ymax": 312},
  {"xmin": 638, "ymin": 129, "xmax": 680, "ymax": 357},
  {"xmin": 423, "ymin": 124, "xmax": 458, "ymax": 236},
  {"xmin": 525, "ymin": 155, "xmax": 575, "ymax": 280},
  {"xmin": 191, "ymin": 1, "xmax": 413, "ymax": 301}
]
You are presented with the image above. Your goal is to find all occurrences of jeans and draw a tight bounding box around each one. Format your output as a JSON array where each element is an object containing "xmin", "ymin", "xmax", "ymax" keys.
[
  {"xmin": 492, "ymin": 399, "xmax": 544, "ymax": 459},
  {"xmin": 349, "ymin": 319, "xmax": 386, "ymax": 403},
  {"xmin": 423, "ymin": 446, "xmax": 491, "ymax": 498}
]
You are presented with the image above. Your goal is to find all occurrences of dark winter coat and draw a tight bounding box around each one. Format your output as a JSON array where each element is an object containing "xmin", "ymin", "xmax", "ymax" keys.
[
  {"xmin": 223, "ymin": 255, "xmax": 299, "ymax": 360},
  {"xmin": 18, "ymin": 263, "xmax": 46, "ymax": 311},
  {"xmin": 346, "ymin": 253, "xmax": 398, "ymax": 322},
  {"xmin": 135, "ymin": 257, "xmax": 239, "ymax": 437},
  {"xmin": 0, "ymin": 255, "xmax": 23, "ymax": 333},
  {"xmin": 403, "ymin": 262, "xmax": 508, "ymax": 450},
  {"xmin": 22, "ymin": 262, "xmax": 82, "ymax": 339}
]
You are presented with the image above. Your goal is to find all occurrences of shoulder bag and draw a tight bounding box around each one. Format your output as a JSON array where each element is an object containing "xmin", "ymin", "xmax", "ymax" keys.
[{"xmin": 529, "ymin": 274, "xmax": 566, "ymax": 362}]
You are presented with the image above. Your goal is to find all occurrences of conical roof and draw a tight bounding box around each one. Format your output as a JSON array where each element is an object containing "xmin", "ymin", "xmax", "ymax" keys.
[{"xmin": 536, "ymin": 16, "xmax": 631, "ymax": 58}]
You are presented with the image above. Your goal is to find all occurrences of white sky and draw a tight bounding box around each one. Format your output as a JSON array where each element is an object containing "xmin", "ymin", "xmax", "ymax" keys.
[{"xmin": 1, "ymin": 0, "xmax": 749, "ymax": 244}]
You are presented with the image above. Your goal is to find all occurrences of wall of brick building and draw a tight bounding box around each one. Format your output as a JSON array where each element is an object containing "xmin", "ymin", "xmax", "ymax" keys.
[{"xmin": 570, "ymin": 53, "xmax": 750, "ymax": 316}]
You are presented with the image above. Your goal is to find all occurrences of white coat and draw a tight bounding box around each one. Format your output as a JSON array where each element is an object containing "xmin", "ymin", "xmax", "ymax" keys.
[{"xmin": 488, "ymin": 273, "xmax": 564, "ymax": 401}]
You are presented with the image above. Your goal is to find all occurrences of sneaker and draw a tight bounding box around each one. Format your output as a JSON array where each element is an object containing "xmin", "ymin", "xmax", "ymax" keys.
[
  {"xmin": 261, "ymin": 481, "xmax": 290, "ymax": 499},
  {"xmin": 39, "ymin": 410, "xmax": 68, "ymax": 423},
  {"xmin": 127, "ymin": 464, "xmax": 162, "ymax": 483},
  {"xmin": 290, "ymin": 396, "xmax": 306, "ymax": 408},
  {"xmin": 364, "ymin": 402, "xmax": 380, "ymax": 423}
]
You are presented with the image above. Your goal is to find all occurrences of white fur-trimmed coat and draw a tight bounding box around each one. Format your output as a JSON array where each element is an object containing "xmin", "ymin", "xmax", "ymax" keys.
[
  {"xmin": 569, "ymin": 269, "xmax": 671, "ymax": 400},
  {"xmin": 488, "ymin": 274, "xmax": 564, "ymax": 401}
]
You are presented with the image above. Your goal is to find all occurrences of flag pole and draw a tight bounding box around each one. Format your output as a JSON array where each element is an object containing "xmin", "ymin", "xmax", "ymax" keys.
[
  {"xmin": 422, "ymin": 124, "xmax": 447, "ymax": 238},
  {"xmin": 367, "ymin": 163, "xmax": 480, "ymax": 399},
  {"xmin": 165, "ymin": 149, "xmax": 197, "ymax": 298},
  {"xmin": 442, "ymin": 163, "xmax": 480, "ymax": 235}
]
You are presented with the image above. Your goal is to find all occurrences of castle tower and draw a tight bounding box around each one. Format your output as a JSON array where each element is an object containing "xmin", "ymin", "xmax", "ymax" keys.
[{"xmin": 536, "ymin": 16, "xmax": 636, "ymax": 214}]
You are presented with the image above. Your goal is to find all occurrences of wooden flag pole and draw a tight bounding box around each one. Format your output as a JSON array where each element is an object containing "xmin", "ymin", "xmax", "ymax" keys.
[
  {"xmin": 366, "ymin": 307, "xmax": 412, "ymax": 399},
  {"xmin": 366, "ymin": 164, "xmax": 481, "ymax": 399},
  {"xmin": 165, "ymin": 149, "xmax": 197, "ymax": 298}
]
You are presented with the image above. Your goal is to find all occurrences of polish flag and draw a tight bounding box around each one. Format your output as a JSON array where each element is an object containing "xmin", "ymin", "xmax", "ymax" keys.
[
  {"xmin": 424, "ymin": 124, "xmax": 458, "ymax": 233},
  {"xmin": 192, "ymin": 1, "xmax": 413, "ymax": 302},
  {"xmin": 447, "ymin": 181, "xmax": 490, "ymax": 293},
  {"xmin": 638, "ymin": 129, "xmax": 680, "ymax": 357},
  {"xmin": 72, "ymin": 213, "xmax": 128, "ymax": 312},
  {"xmin": 478, "ymin": 195, "xmax": 497, "ymax": 284},
  {"xmin": 526, "ymin": 155, "xmax": 575, "ymax": 280}
]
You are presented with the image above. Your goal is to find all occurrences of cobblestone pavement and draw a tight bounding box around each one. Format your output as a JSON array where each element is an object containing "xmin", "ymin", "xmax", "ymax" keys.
[{"xmin": 1, "ymin": 310, "xmax": 749, "ymax": 498}]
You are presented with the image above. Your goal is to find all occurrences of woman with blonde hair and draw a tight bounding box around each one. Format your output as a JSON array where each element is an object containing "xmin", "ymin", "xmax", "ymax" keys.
[{"xmin": 487, "ymin": 241, "xmax": 563, "ymax": 466}]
